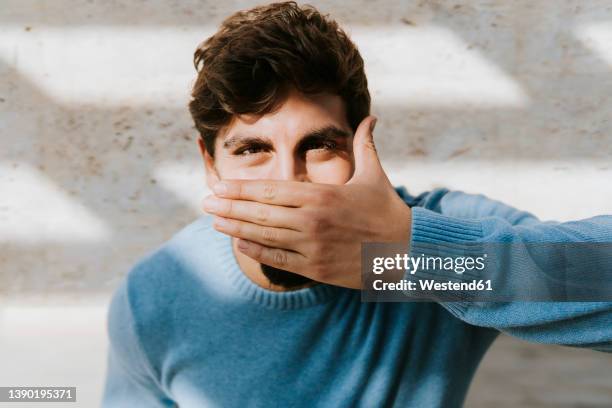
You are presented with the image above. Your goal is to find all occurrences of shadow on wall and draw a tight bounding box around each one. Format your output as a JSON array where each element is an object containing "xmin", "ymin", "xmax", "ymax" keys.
[{"xmin": 1, "ymin": 0, "xmax": 612, "ymax": 295}]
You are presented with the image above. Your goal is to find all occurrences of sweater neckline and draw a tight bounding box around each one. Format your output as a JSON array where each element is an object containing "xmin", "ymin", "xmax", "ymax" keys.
[{"xmin": 213, "ymin": 230, "xmax": 342, "ymax": 310}]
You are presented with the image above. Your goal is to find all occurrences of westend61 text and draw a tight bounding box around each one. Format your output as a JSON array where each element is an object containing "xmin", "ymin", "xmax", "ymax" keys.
[{"xmin": 372, "ymin": 279, "xmax": 493, "ymax": 292}]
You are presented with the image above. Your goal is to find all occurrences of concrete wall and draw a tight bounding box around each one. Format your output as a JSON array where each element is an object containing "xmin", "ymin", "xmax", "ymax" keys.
[{"xmin": 1, "ymin": 1, "xmax": 611, "ymax": 406}]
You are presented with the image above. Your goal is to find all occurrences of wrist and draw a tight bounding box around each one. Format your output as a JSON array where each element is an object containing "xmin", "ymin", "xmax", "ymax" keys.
[{"xmin": 388, "ymin": 194, "xmax": 412, "ymax": 245}]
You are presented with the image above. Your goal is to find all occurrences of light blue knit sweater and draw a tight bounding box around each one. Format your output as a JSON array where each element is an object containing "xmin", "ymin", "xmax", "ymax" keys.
[{"xmin": 101, "ymin": 188, "xmax": 612, "ymax": 407}]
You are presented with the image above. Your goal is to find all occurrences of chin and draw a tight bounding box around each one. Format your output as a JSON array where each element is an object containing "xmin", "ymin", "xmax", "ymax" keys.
[{"xmin": 260, "ymin": 263, "xmax": 313, "ymax": 289}]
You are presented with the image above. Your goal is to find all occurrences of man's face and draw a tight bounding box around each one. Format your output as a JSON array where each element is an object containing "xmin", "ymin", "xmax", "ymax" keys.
[{"xmin": 202, "ymin": 89, "xmax": 355, "ymax": 288}]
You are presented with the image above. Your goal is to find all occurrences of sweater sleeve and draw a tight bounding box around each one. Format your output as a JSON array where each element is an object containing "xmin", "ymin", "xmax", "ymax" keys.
[
  {"xmin": 401, "ymin": 187, "xmax": 612, "ymax": 352},
  {"xmin": 101, "ymin": 279, "xmax": 176, "ymax": 407}
]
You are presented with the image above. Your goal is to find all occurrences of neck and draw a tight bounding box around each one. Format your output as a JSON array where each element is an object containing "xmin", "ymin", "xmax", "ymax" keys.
[{"xmin": 231, "ymin": 238, "xmax": 317, "ymax": 292}]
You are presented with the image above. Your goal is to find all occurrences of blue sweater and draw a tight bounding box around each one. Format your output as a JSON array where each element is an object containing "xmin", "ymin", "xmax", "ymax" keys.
[{"xmin": 101, "ymin": 188, "xmax": 612, "ymax": 407}]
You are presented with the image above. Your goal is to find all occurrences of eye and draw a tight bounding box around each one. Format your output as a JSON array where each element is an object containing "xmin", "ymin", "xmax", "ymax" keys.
[
  {"xmin": 234, "ymin": 146, "xmax": 265, "ymax": 156},
  {"xmin": 308, "ymin": 140, "xmax": 338, "ymax": 151}
]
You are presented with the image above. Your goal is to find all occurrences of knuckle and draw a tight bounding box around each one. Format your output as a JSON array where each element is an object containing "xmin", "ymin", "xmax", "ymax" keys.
[
  {"xmin": 304, "ymin": 188, "xmax": 324, "ymax": 206},
  {"xmin": 225, "ymin": 199, "xmax": 234, "ymax": 216},
  {"xmin": 255, "ymin": 206, "xmax": 269, "ymax": 222},
  {"xmin": 236, "ymin": 182, "xmax": 244, "ymax": 199},
  {"xmin": 272, "ymin": 249, "xmax": 288, "ymax": 267},
  {"xmin": 251, "ymin": 242, "xmax": 263, "ymax": 258},
  {"xmin": 316, "ymin": 187, "xmax": 336, "ymax": 206},
  {"xmin": 262, "ymin": 182, "xmax": 276, "ymax": 200},
  {"xmin": 366, "ymin": 139, "xmax": 377, "ymax": 152},
  {"xmin": 310, "ymin": 240, "xmax": 326, "ymax": 258},
  {"xmin": 308, "ymin": 244, "xmax": 331, "ymax": 276},
  {"xmin": 310, "ymin": 214, "xmax": 331, "ymax": 235},
  {"xmin": 261, "ymin": 227, "xmax": 277, "ymax": 243}
]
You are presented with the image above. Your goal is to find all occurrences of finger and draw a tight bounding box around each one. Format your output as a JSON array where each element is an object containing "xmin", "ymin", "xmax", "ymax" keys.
[
  {"xmin": 213, "ymin": 216, "xmax": 301, "ymax": 250},
  {"xmin": 203, "ymin": 196, "xmax": 304, "ymax": 230},
  {"xmin": 212, "ymin": 179, "xmax": 319, "ymax": 206},
  {"xmin": 348, "ymin": 115, "xmax": 388, "ymax": 184},
  {"xmin": 236, "ymin": 239, "xmax": 307, "ymax": 275}
]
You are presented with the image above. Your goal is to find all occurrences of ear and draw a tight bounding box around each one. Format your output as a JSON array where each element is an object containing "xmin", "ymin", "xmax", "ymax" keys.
[{"xmin": 197, "ymin": 138, "xmax": 220, "ymax": 190}]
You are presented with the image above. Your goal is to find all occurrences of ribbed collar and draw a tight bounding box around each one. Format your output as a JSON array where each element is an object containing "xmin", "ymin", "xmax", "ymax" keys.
[{"xmin": 211, "ymin": 230, "xmax": 342, "ymax": 310}]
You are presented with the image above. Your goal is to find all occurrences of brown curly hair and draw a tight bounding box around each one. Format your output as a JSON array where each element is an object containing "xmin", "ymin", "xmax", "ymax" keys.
[{"xmin": 188, "ymin": 1, "xmax": 371, "ymax": 157}]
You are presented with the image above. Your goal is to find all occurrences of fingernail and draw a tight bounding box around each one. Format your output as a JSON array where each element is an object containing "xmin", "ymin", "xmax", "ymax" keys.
[
  {"xmin": 213, "ymin": 182, "xmax": 228, "ymax": 196},
  {"xmin": 203, "ymin": 196, "xmax": 222, "ymax": 213},
  {"xmin": 370, "ymin": 117, "xmax": 378, "ymax": 133},
  {"xmin": 237, "ymin": 239, "xmax": 250, "ymax": 251}
]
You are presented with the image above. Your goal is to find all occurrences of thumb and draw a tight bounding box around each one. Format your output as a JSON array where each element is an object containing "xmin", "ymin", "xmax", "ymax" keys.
[{"xmin": 348, "ymin": 115, "xmax": 387, "ymax": 184}]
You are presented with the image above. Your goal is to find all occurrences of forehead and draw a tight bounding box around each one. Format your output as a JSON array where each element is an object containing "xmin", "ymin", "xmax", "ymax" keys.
[{"xmin": 219, "ymin": 91, "xmax": 350, "ymax": 142}]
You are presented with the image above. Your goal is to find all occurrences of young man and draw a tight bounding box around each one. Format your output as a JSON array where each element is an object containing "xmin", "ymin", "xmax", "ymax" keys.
[{"xmin": 101, "ymin": 2, "xmax": 612, "ymax": 407}]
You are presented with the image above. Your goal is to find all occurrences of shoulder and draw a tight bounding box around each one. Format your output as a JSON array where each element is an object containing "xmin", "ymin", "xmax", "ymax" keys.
[
  {"xmin": 108, "ymin": 216, "xmax": 220, "ymax": 351},
  {"xmin": 126, "ymin": 214, "xmax": 219, "ymax": 288},
  {"xmin": 123, "ymin": 215, "xmax": 216, "ymax": 303}
]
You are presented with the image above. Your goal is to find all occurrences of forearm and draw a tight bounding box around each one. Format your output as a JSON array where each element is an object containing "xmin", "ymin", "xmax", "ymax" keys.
[
  {"xmin": 406, "ymin": 198, "xmax": 612, "ymax": 351},
  {"xmin": 398, "ymin": 187, "xmax": 540, "ymax": 225}
]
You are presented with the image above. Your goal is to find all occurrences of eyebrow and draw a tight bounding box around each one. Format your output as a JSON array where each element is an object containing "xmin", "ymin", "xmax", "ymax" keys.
[
  {"xmin": 302, "ymin": 125, "xmax": 352, "ymax": 141},
  {"xmin": 222, "ymin": 125, "xmax": 351, "ymax": 150},
  {"xmin": 223, "ymin": 134, "xmax": 271, "ymax": 149}
]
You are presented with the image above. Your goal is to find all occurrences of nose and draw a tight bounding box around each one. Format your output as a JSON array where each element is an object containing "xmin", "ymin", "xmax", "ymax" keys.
[{"xmin": 273, "ymin": 153, "xmax": 309, "ymax": 182}]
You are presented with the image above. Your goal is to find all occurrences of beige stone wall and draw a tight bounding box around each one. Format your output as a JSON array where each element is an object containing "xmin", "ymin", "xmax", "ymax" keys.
[{"xmin": 1, "ymin": 1, "xmax": 611, "ymax": 406}]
